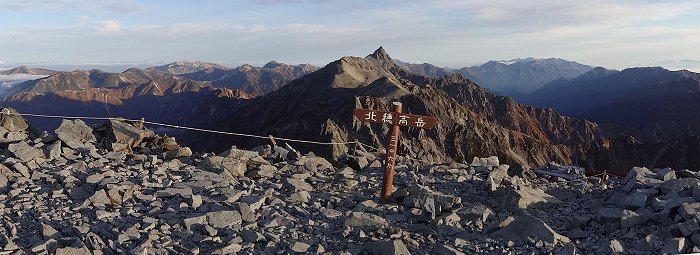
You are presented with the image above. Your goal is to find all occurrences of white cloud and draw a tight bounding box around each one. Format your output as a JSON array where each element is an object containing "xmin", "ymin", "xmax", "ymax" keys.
[
  {"xmin": 0, "ymin": 74, "xmax": 47, "ymax": 90},
  {"xmin": 1, "ymin": 0, "xmax": 142, "ymax": 12},
  {"xmin": 429, "ymin": 0, "xmax": 699, "ymax": 28},
  {"xmin": 92, "ymin": 20, "xmax": 121, "ymax": 33}
]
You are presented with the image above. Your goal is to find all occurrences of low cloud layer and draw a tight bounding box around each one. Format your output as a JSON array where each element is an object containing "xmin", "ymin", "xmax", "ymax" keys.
[{"xmin": 0, "ymin": 74, "xmax": 46, "ymax": 88}]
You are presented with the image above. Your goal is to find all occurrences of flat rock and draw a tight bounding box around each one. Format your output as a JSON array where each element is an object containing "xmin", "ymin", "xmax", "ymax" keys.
[
  {"xmin": 596, "ymin": 207, "xmax": 624, "ymax": 223},
  {"xmin": 622, "ymin": 167, "xmax": 663, "ymax": 192},
  {"xmin": 55, "ymin": 119, "xmax": 96, "ymax": 151},
  {"xmin": 290, "ymin": 241, "xmax": 311, "ymax": 253},
  {"xmin": 496, "ymin": 185, "xmax": 560, "ymax": 211},
  {"xmin": 103, "ymin": 119, "xmax": 155, "ymax": 151},
  {"xmin": 471, "ymin": 156, "xmax": 499, "ymax": 167},
  {"xmin": 88, "ymin": 190, "xmax": 111, "ymax": 207},
  {"xmin": 206, "ymin": 210, "xmax": 242, "ymax": 228},
  {"xmin": 55, "ymin": 246, "xmax": 91, "ymax": 255},
  {"xmin": 481, "ymin": 164, "xmax": 510, "ymax": 191},
  {"xmin": 661, "ymin": 237, "xmax": 687, "ymax": 254},
  {"xmin": 203, "ymin": 156, "xmax": 247, "ymax": 177},
  {"xmin": 8, "ymin": 141, "xmax": 44, "ymax": 162},
  {"xmin": 219, "ymin": 147, "xmax": 259, "ymax": 160},
  {"xmin": 163, "ymin": 147, "xmax": 192, "ymax": 160},
  {"xmin": 661, "ymin": 178, "xmax": 700, "ymax": 195},
  {"xmin": 46, "ymin": 141, "xmax": 62, "ymax": 159},
  {"xmin": 284, "ymin": 178, "xmax": 313, "ymax": 192},
  {"xmin": 0, "ymin": 108, "xmax": 29, "ymax": 132},
  {"xmin": 403, "ymin": 184, "xmax": 461, "ymax": 219},
  {"xmin": 344, "ymin": 212, "xmax": 389, "ymax": 230},
  {"xmin": 456, "ymin": 202, "xmax": 494, "ymax": 222},
  {"xmin": 491, "ymin": 214, "xmax": 570, "ymax": 245}
]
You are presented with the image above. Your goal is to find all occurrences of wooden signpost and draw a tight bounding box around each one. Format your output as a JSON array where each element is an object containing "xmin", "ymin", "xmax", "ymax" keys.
[{"xmin": 353, "ymin": 102, "xmax": 438, "ymax": 202}]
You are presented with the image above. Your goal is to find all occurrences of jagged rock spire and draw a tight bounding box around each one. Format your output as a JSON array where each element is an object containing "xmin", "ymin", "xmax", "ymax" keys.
[{"xmin": 368, "ymin": 46, "xmax": 393, "ymax": 62}]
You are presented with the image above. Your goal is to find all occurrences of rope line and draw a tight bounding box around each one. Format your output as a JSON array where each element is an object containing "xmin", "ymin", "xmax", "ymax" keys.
[
  {"xmin": 12, "ymin": 112, "xmax": 353, "ymax": 146},
  {"xmin": 10, "ymin": 111, "xmax": 445, "ymax": 166}
]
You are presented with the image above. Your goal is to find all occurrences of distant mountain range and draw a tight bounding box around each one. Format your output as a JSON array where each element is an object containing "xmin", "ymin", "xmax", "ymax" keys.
[
  {"xmin": 396, "ymin": 58, "xmax": 593, "ymax": 96},
  {"xmin": 147, "ymin": 61, "xmax": 229, "ymax": 75},
  {"xmin": 520, "ymin": 66, "xmax": 700, "ymax": 142},
  {"xmin": 0, "ymin": 51, "xmax": 697, "ymax": 172},
  {"xmin": 180, "ymin": 61, "xmax": 318, "ymax": 97},
  {"xmin": 0, "ymin": 66, "xmax": 57, "ymax": 76}
]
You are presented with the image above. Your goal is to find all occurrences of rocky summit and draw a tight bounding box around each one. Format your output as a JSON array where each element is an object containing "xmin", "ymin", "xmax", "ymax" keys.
[{"xmin": 0, "ymin": 108, "xmax": 699, "ymax": 254}]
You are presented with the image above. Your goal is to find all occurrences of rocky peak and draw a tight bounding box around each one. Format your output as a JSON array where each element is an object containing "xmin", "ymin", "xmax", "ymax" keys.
[
  {"xmin": 263, "ymin": 61, "xmax": 283, "ymax": 69},
  {"xmin": 0, "ymin": 66, "xmax": 57, "ymax": 75},
  {"xmin": 311, "ymin": 47, "xmax": 404, "ymax": 89},
  {"xmin": 367, "ymin": 46, "xmax": 392, "ymax": 62}
]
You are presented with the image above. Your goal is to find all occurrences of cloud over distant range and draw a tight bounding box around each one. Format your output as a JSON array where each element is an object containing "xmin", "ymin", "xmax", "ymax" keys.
[{"xmin": 0, "ymin": 0, "xmax": 698, "ymax": 70}]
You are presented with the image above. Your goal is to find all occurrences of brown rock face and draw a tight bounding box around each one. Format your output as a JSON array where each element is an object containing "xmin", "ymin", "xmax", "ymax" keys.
[{"xmin": 197, "ymin": 48, "xmax": 602, "ymax": 168}]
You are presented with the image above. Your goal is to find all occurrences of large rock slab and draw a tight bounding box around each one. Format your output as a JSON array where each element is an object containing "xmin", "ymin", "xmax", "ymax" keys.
[
  {"xmin": 491, "ymin": 214, "xmax": 570, "ymax": 245},
  {"xmin": 622, "ymin": 167, "xmax": 663, "ymax": 192},
  {"xmin": 103, "ymin": 120, "xmax": 154, "ymax": 149},
  {"xmin": 8, "ymin": 141, "xmax": 44, "ymax": 162},
  {"xmin": 455, "ymin": 202, "xmax": 494, "ymax": 222},
  {"xmin": 344, "ymin": 212, "xmax": 389, "ymax": 230},
  {"xmin": 496, "ymin": 185, "xmax": 560, "ymax": 211},
  {"xmin": 206, "ymin": 210, "xmax": 242, "ymax": 228},
  {"xmin": 482, "ymin": 164, "xmax": 510, "ymax": 191},
  {"xmin": 203, "ymin": 156, "xmax": 248, "ymax": 177},
  {"xmin": 403, "ymin": 184, "xmax": 461, "ymax": 220},
  {"xmin": 0, "ymin": 108, "xmax": 29, "ymax": 132},
  {"xmin": 55, "ymin": 120, "xmax": 96, "ymax": 151},
  {"xmin": 471, "ymin": 156, "xmax": 499, "ymax": 167}
]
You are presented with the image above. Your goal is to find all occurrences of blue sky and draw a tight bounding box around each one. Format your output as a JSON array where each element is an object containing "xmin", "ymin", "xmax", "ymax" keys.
[{"xmin": 0, "ymin": 0, "xmax": 699, "ymax": 71}]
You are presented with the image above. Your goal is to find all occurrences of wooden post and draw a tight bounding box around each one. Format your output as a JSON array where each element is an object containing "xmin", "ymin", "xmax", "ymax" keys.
[
  {"xmin": 381, "ymin": 101, "xmax": 402, "ymax": 202},
  {"xmin": 268, "ymin": 135, "xmax": 277, "ymax": 146},
  {"xmin": 353, "ymin": 103, "xmax": 437, "ymax": 203}
]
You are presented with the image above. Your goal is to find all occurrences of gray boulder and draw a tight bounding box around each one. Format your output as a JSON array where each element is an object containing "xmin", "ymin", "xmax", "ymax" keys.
[
  {"xmin": 102, "ymin": 119, "xmax": 155, "ymax": 151},
  {"xmin": 622, "ymin": 167, "xmax": 663, "ymax": 192},
  {"xmin": 55, "ymin": 120, "xmax": 96, "ymax": 151},
  {"xmin": 8, "ymin": 141, "xmax": 44, "ymax": 162},
  {"xmin": 491, "ymin": 214, "xmax": 570, "ymax": 245},
  {"xmin": 206, "ymin": 210, "xmax": 242, "ymax": 228},
  {"xmin": 471, "ymin": 156, "xmax": 499, "ymax": 166},
  {"xmin": 163, "ymin": 147, "xmax": 192, "ymax": 160},
  {"xmin": 496, "ymin": 185, "xmax": 560, "ymax": 211},
  {"xmin": 344, "ymin": 212, "xmax": 389, "ymax": 230},
  {"xmin": 403, "ymin": 184, "xmax": 461, "ymax": 220},
  {"xmin": 203, "ymin": 156, "xmax": 247, "ymax": 177},
  {"xmin": 0, "ymin": 108, "xmax": 29, "ymax": 132},
  {"xmin": 455, "ymin": 202, "xmax": 494, "ymax": 222},
  {"xmin": 482, "ymin": 164, "xmax": 510, "ymax": 191}
]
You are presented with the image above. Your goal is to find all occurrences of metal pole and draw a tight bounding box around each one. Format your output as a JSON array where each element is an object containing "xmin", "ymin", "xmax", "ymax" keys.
[{"xmin": 381, "ymin": 101, "xmax": 402, "ymax": 202}]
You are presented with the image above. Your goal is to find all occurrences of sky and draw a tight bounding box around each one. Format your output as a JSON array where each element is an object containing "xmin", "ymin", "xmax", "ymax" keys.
[{"xmin": 0, "ymin": 0, "xmax": 699, "ymax": 71}]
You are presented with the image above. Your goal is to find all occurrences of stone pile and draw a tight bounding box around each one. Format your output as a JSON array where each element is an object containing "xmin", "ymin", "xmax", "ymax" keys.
[{"xmin": 0, "ymin": 107, "xmax": 697, "ymax": 254}]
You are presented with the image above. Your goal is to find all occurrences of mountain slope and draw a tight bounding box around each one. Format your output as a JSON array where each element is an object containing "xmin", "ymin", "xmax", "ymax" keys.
[
  {"xmin": 457, "ymin": 58, "xmax": 593, "ymax": 96},
  {"xmin": 181, "ymin": 61, "xmax": 318, "ymax": 97},
  {"xmin": 522, "ymin": 67, "xmax": 700, "ymax": 141},
  {"xmin": 196, "ymin": 47, "xmax": 602, "ymax": 168},
  {"xmin": 0, "ymin": 66, "xmax": 57, "ymax": 75}
]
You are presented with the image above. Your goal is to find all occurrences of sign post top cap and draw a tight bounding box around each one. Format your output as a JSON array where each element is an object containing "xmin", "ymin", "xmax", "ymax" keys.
[{"xmin": 392, "ymin": 101, "xmax": 402, "ymax": 106}]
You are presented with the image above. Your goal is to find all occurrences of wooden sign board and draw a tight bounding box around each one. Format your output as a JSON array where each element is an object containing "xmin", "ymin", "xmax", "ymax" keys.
[
  {"xmin": 353, "ymin": 103, "xmax": 438, "ymax": 202},
  {"xmin": 354, "ymin": 109, "xmax": 437, "ymax": 129}
]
